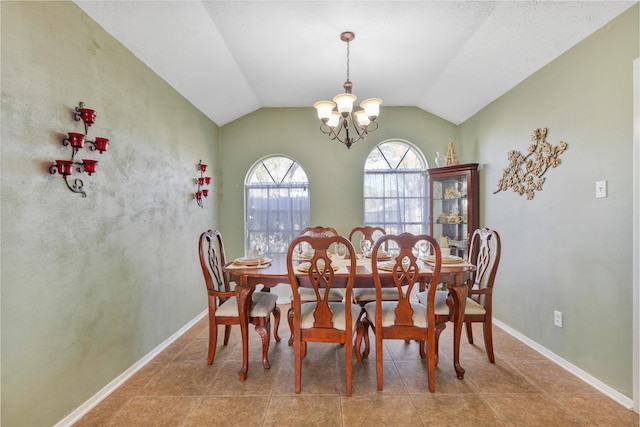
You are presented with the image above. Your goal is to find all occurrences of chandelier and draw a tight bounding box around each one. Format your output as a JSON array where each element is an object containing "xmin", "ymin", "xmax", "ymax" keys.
[{"xmin": 313, "ymin": 32, "xmax": 382, "ymax": 149}]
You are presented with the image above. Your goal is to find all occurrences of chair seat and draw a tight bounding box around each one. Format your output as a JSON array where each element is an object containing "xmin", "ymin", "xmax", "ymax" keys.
[
  {"xmin": 296, "ymin": 287, "xmax": 344, "ymax": 302},
  {"xmin": 353, "ymin": 288, "xmax": 399, "ymax": 303},
  {"xmin": 416, "ymin": 290, "xmax": 486, "ymax": 316},
  {"xmin": 217, "ymin": 291, "xmax": 278, "ymax": 317},
  {"xmin": 300, "ymin": 302, "xmax": 361, "ymax": 331},
  {"xmin": 363, "ymin": 301, "xmax": 429, "ymax": 328}
]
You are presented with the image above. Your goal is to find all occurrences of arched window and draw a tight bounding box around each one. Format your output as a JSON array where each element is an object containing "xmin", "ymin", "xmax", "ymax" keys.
[
  {"xmin": 363, "ymin": 140, "xmax": 428, "ymax": 235},
  {"xmin": 245, "ymin": 156, "xmax": 310, "ymax": 256}
]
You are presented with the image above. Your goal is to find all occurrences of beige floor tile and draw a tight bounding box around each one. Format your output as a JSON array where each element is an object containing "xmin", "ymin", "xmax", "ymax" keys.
[
  {"xmin": 397, "ymin": 359, "xmax": 475, "ymax": 394},
  {"xmin": 73, "ymin": 396, "xmax": 130, "ymax": 426},
  {"xmin": 481, "ymin": 393, "xmax": 584, "ymax": 426},
  {"xmin": 104, "ymin": 396, "xmax": 200, "ymax": 427},
  {"xmin": 183, "ymin": 396, "xmax": 270, "ymax": 427},
  {"xmin": 463, "ymin": 360, "xmax": 540, "ymax": 394},
  {"xmin": 264, "ymin": 395, "xmax": 342, "ymax": 426},
  {"xmin": 341, "ymin": 395, "xmax": 423, "ymax": 426},
  {"xmin": 347, "ymin": 359, "xmax": 406, "ymax": 396},
  {"xmin": 508, "ymin": 359, "xmax": 601, "ymax": 395},
  {"xmin": 411, "ymin": 393, "xmax": 505, "ymax": 426},
  {"xmin": 206, "ymin": 360, "xmax": 278, "ymax": 396},
  {"xmin": 554, "ymin": 394, "xmax": 640, "ymax": 427},
  {"xmin": 273, "ymin": 351, "xmax": 340, "ymax": 395},
  {"xmin": 108, "ymin": 360, "xmax": 167, "ymax": 398},
  {"xmin": 141, "ymin": 361, "xmax": 218, "ymax": 396}
]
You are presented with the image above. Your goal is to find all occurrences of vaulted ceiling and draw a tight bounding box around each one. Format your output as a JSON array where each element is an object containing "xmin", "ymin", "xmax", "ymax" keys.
[{"xmin": 74, "ymin": 1, "xmax": 636, "ymax": 126}]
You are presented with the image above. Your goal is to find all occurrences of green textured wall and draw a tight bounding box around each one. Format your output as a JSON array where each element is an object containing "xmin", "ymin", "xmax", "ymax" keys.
[
  {"xmin": 219, "ymin": 106, "xmax": 459, "ymax": 258},
  {"xmin": 459, "ymin": 4, "xmax": 639, "ymax": 397},
  {"xmin": 1, "ymin": 2, "xmax": 219, "ymax": 425}
]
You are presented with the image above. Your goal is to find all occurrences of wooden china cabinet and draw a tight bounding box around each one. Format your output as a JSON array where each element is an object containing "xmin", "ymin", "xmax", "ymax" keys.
[{"xmin": 427, "ymin": 163, "xmax": 479, "ymax": 260}]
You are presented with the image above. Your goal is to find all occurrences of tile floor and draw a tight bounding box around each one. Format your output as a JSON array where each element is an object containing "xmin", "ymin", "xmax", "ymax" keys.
[{"xmin": 75, "ymin": 304, "xmax": 638, "ymax": 426}]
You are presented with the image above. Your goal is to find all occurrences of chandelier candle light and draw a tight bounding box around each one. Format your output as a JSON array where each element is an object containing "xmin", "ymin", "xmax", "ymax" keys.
[{"xmin": 313, "ymin": 32, "xmax": 382, "ymax": 149}]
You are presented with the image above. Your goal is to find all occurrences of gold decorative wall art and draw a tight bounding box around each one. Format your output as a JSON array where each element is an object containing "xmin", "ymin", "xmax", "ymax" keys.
[{"xmin": 494, "ymin": 128, "xmax": 568, "ymax": 200}]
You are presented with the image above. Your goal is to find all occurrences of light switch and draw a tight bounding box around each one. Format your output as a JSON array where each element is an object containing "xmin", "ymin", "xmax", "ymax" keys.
[{"xmin": 595, "ymin": 180, "xmax": 607, "ymax": 198}]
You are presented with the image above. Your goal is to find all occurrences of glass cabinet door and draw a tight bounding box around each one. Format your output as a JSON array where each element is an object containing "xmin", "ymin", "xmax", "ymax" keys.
[{"xmin": 428, "ymin": 163, "xmax": 479, "ymax": 260}]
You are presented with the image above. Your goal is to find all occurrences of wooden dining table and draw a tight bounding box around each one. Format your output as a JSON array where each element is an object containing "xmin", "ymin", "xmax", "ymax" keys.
[{"xmin": 224, "ymin": 254, "xmax": 475, "ymax": 382}]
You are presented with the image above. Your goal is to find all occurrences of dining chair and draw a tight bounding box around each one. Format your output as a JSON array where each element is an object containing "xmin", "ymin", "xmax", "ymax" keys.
[
  {"xmin": 348, "ymin": 226, "xmax": 397, "ymax": 354},
  {"xmin": 287, "ymin": 226, "xmax": 343, "ymax": 345},
  {"xmin": 417, "ymin": 227, "xmax": 501, "ymax": 363},
  {"xmin": 198, "ymin": 229, "xmax": 281, "ymax": 368},
  {"xmin": 356, "ymin": 232, "xmax": 443, "ymax": 392},
  {"xmin": 300, "ymin": 225, "xmax": 339, "ymax": 236},
  {"xmin": 286, "ymin": 234, "xmax": 360, "ymax": 395}
]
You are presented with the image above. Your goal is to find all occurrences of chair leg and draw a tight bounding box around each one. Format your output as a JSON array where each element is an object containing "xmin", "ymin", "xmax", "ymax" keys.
[
  {"xmin": 287, "ymin": 306, "xmax": 295, "ymax": 345},
  {"xmin": 355, "ymin": 320, "xmax": 364, "ymax": 362},
  {"xmin": 223, "ymin": 325, "xmax": 232, "ymax": 346},
  {"xmin": 362, "ymin": 317, "xmax": 372, "ymax": 358},
  {"xmin": 482, "ymin": 319, "xmax": 495, "ymax": 363},
  {"xmin": 465, "ymin": 320, "xmax": 474, "ymax": 344},
  {"xmin": 426, "ymin": 338, "xmax": 436, "ymax": 393},
  {"xmin": 434, "ymin": 322, "xmax": 447, "ymax": 366},
  {"xmin": 345, "ymin": 333, "xmax": 353, "ymax": 396},
  {"xmin": 294, "ymin": 336, "xmax": 302, "ymax": 393},
  {"xmin": 375, "ymin": 333, "xmax": 384, "ymax": 391},
  {"xmin": 272, "ymin": 306, "xmax": 281, "ymax": 343},
  {"xmin": 207, "ymin": 312, "xmax": 218, "ymax": 365},
  {"xmin": 419, "ymin": 340, "xmax": 426, "ymax": 359},
  {"xmin": 255, "ymin": 322, "xmax": 271, "ymax": 369}
]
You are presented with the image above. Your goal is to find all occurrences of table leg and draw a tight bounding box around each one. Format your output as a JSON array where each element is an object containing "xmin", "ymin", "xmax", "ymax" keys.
[
  {"xmin": 447, "ymin": 282, "xmax": 467, "ymax": 380},
  {"xmin": 235, "ymin": 278, "xmax": 254, "ymax": 381}
]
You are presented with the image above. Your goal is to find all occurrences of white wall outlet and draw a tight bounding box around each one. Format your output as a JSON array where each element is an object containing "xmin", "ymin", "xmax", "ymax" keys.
[
  {"xmin": 595, "ymin": 180, "xmax": 607, "ymax": 198},
  {"xmin": 554, "ymin": 310, "xmax": 563, "ymax": 328}
]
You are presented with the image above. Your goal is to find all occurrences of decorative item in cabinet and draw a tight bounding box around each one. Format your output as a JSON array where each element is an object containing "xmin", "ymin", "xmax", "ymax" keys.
[{"xmin": 428, "ymin": 163, "xmax": 479, "ymax": 261}]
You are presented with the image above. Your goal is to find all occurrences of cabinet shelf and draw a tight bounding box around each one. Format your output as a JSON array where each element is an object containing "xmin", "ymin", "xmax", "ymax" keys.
[{"xmin": 428, "ymin": 163, "xmax": 479, "ymax": 260}]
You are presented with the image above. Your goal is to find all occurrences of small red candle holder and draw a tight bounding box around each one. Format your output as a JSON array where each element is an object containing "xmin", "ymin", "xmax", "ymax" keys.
[
  {"xmin": 195, "ymin": 191, "xmax": 203, "ymax": 200},
  {"xmin": 77, "ymin": 108, "xmax": 96, "ymax": 126},
  {"xmin": 94, "ymin": 137, "xmax": 109, "ymax": 153},
  {"xmin": 205, "ymin": 176, "xmax": 211, "ymax": 185},
  {"xmin": 202, "ymin": 189, "xmax": 209, "ymax": 197},
  {"xmin": 51, "ymin": 102, "xmax": 109, "ymax": 197},
  {"xmin": 54, "ymin": 160, "xmax": 75, "ymax": 176},
  {"xmin": 198, "ymin": 177, "xmax": 205, "ymax": 186},
  {"xmin": 82, "ymin": 159, "xmax": 98, "ymax": 176},
  {"xmin": 200, "ymin": 163, "xmax": 207, "ymax": 172},
  {"xmin": 67, "ymin": 132, "xmax": 85, "ymax": 151}
]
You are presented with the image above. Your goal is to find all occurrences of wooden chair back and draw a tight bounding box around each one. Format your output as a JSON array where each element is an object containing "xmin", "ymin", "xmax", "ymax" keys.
[
  {"xmin": 348, "ymin": 225, "xmax": 387, "ymax": 254},
  {"xmin": 467, "ymin": 228, "xmax": 501, "ymax": 308},
  {"xmin": 199, "ymin": 229, "xmax": 233, "ymax": 301},
  {"xmin": 300, "ymin": 225, "xmax": 339, "ymax": 236}
]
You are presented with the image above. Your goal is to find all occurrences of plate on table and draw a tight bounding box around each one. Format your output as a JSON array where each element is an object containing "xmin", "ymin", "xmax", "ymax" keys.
[
  {"xmin": 365, "ymin": 251, "xmax": 392, "ymax": 260},
  {"xmin": 233, "ymin": 256, "xmax": 272, "ymax": 267},
  {"xmin": 377, "ymin": 260, "xmax": 411, "ymax": 271},
  {"xmin": 296, "ymin": 261, "xmax": 339, "ymax": 273},
  {"xmin": 423, "ymin": 255, "xmax": 464, "ymax": 264}
]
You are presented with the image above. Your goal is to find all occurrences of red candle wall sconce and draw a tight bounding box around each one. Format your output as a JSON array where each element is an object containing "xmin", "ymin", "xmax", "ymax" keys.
[
  {"xmin": 49, "ymin": 102, "xmax": 110, "ymax": 197},
  {"xmin": 194, "ymin": 160, "xmax": 211, "ymax": 208}
]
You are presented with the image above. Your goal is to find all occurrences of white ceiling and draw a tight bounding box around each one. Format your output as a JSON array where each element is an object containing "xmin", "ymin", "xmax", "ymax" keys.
[{"xmin": 74, "ymin": 1, "xmax": 636, "ymax": 126}]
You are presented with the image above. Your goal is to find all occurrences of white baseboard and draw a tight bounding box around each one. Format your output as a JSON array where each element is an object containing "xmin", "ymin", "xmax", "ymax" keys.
[
  {"xmin": 493, "ymin": 318, "xmax": 635, "ymax": 411},
  {"xmin": 54, "ymin": 309, "xmax": 208, "ymax": 427}
]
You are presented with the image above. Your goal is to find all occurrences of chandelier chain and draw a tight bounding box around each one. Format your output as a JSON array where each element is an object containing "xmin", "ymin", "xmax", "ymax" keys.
[{"xmin": 345, "ymin": 40, "xmax": 350, "ymax": 82}]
